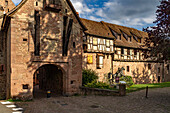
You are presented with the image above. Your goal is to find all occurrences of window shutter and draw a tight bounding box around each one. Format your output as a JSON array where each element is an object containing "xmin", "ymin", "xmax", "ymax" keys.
[{"xmin": 87, "ymin": 55, "xmax": 93, "ymax": 64}]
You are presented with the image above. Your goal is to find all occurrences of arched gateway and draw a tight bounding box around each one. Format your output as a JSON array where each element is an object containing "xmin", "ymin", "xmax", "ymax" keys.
[{"xmin": 33, "ymin": 64, "xmax": 64, "ymax": 97}]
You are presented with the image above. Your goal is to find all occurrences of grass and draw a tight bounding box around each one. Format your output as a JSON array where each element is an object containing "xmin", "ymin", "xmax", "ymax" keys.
[
  {"xmin": 126, "ymin": 82, "xmax": 170, "ymax": 93},
  {"xmin": 7, "ymin": 98, "xmax": 33, "ymax": 102}
]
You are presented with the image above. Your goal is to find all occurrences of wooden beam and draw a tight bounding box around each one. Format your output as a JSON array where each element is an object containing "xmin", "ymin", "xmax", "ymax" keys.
[
  {"xmin": 62, "ymin": 16, "xmax": 68, "ymax": 56},
  {"xmin": 64, "ymin": 19, "xmax": 73, "ymax": 56}
]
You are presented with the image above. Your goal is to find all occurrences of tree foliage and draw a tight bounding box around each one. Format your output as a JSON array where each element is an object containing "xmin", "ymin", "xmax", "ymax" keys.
[
  {"xmin": 143, "ymin": 0, "xmax": 170, "ymax": 61},
  {"xmin": 82, "ymin": 69, "xmax": 98, "ymax": 86}
]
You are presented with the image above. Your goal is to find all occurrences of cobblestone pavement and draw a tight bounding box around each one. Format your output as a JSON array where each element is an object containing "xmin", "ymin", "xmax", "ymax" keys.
[
  {"xmin": 0, "ymin": 102, "xmax": 12, "ymax": 113},
  {"xmin": 15, "ymin": 87, "xmax": 170, "ymax": 113}
]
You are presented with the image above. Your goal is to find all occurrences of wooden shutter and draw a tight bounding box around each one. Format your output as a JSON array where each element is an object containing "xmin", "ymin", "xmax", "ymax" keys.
[{"xmin": 87, "ymin": 55, "xmax": 93, "ymax": 64}]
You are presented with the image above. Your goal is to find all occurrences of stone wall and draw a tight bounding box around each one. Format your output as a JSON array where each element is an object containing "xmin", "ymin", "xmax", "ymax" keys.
[
  {"xmin": 3, "ymin": 0, "xmax": 83, "ymax": 99},
  {"xmin": 113, "ymin": 61, "xmax": 164, "ymax": 84},
  {"xmin": 83, "ymin": 52, "xmax": 167, "ymax": 84},
  {"xmin": 83, "ymin": 53, "xmax": 112, "ymax": 82}
]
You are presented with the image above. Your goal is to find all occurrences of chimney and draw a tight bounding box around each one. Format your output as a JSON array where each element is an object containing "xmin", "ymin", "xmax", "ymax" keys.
[{"xmin": 76, "ymin": 12, "xmax": 79, "ymax": 16}]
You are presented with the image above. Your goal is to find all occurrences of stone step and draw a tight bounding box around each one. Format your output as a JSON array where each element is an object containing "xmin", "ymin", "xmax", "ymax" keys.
[{"xmin": 6, "ymin": 105, "xmax": 17, "ymax": 108}]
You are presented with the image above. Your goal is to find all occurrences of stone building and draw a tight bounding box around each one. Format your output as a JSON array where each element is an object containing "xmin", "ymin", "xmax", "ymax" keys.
[
  {"xmin": 0, "ymin": 0, "xmax": 86, "ymax": 99},
  {"xmin": 82, "ymin": 18, "xmax": 170, "ymax": 84},
  {"xmin": 0, "ymin": 0, "xmax": 169, "ymax": 100}
]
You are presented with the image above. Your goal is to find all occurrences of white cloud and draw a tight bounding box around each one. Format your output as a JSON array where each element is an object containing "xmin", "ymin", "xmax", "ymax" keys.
[
  {"xmin": 12, "ymin": 0, "xmax": 159, "ymax": 30},
  {"xmin": 70, "ymin": 0, "xmax": 94, "ymax": 16}
]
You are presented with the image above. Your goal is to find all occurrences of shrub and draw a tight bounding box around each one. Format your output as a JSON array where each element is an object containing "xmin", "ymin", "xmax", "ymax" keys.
[
  {"xmin": 82, "ymin": 69, "xmax": 98, "ymax": 86},
  {"xmin": 85, "ymin": 81, "xmax": 110, "ymax": 89},
  {"xmin": 120, "ymin": 75, "xmax": 134, "ymax": 87}
]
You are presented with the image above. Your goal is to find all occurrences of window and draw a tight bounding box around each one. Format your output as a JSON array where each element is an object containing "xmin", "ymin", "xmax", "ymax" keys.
[
  {"xmin": 5, "ymin": 1, "xmax": 8, "ymax": 6},
  {"xmin": 167, "ymin": 65, "xmax": 169, "ymax": 71},
  {"xmin": 106, "ymin": 40, "xmax": 110, "ymax": 47},
  {"xmin": 107, "ymin": 55, "xmax": 109, "ymax": 59},
  {"xmin": 128, "ymin": 36, "xmax": 132, "ymax": 42},
  {"xmin": 97, "ymin": 54, "xmax": 103, "ymax": 69},
  {"xmin": 93, "ymin": 38, "xmax": 98, "ymax": 50},
  {"xmin": 23, "ymin": 84, "xmax": 29, "ymax": 89},
  {"xmin": 83, "ymin": 44, "xmax": 87, "ymax": 52},
  {"xmin": 127, "ymin": 66, "xmax": 130, "ymax": 72},
  {"xmin": 115, "ymin": 50, "xmax": 117, "ymax": 54},
  {"xmin": 127, "ymin": 49, "xmax": 130, "ymax": 55},
  {"xmin": 87, "ymin": 55, "xmax": 93, "ymax": 64},
  {"xmin": 117, "ymin": 34, "xmax": 121, "ymax": 40},
  {"xmin": 73, "ymin": 42, "xmax": 75, "ymax": 48},
  {"xmin": 138, "ymin": 38, "xmax": 141, "ymax": 43},
  {"xmin": 93, "ymin": 38, "xmax": 97, "ymax": 46},
  {"xmin": 148, "ymin": 64, "xmax": 151, "ymax": 70},
  {"xmin": 121, "ymin": 48, "xmax": 124, "ymax": 54},
  {"xmin": 36, "ymin": 1, "xmax": 38, "ymax": 6},
  {"xmin": 134, "ymin": 49, "xmax": 137, "ymax": 56}
]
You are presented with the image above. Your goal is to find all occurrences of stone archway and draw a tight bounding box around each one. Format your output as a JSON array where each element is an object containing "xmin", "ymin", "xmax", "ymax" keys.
[{"xmin": 33, "ymin": 64, "xmax": 63, "ymax": 98}]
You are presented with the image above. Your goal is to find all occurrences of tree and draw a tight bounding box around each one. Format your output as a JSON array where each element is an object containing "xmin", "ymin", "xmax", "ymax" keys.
[{"xmin": 143, "ymin": 0, "xmax": 170, "ymax": 61}]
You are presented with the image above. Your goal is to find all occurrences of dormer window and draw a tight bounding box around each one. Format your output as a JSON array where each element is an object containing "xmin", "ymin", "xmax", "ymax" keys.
[
  {"xmin": 133, "ymin": 35, "xmax": 138, "ymax": 42},
  {"xmin": 117, "ymin": 34, "xmax": 121, "ymax": 40},
  {"xmin": 5, "ymin": 0, "xmax": 8, "ymax": 6},
  {"xmin": 121, "ymin": 30, "xmax": 128, "ymax": 40},
  {"xmin": 138, "ymin": 38, "xmax": 141, "ymax": 43},
  {"xmin": 128, "ymin": 36, "xmax": 132, "ymax": 42},
  {"xmin": 121, "ymin": 48, "xmax": 124, "ymax": 55}
]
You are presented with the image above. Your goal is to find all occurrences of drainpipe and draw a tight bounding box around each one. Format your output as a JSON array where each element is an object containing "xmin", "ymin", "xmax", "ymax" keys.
[{"xmin": 111, "ymin": 40, "xmax": 116, "ymax": 74}]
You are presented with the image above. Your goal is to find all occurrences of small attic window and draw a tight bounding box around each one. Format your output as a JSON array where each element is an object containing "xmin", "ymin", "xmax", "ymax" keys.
[
  {"xmin": 122, "ymin": 33, "xmax": 128, "ymax": 40},
  {"xmin": 128, "ymin": 36, "xmax": 132, "ymax": 42},
  {"xmin": 133, "ymin": 35, "xmax": 138, "ymax": 42},
  {"xmin": 5, "ymin": 1, "xmax": 8, "ymax": 6},
  {"xmin": 118, "ymin": 34, "xmax": 121, "ymax": 40},
  {"xmin": 138, "ymin": 38, "xmax": 141, "ymax": 43},
  {"xmin": 65, "ymin": 9, "xmax": 67, "ymax": 13},
  {"xmin": 109, "ymin": 28, "xmax": 118, "ymax": 39},
  {"xmin": 36, "ymin": 2, "xmax": 38, "ymax": 6},
  {"xmin": 108, "ymin": 33, "xmax": 110, "ymax": 35}
]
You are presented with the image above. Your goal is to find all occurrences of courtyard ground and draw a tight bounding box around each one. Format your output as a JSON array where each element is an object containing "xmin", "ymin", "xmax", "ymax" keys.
[{"xmin": 14, "ymin": 87, "xmax": 170, "ymax": 113}]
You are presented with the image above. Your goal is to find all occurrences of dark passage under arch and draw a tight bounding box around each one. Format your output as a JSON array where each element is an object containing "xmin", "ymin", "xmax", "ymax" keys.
[{"xmin": 33, "ymin": 64, "xmax": 63, "ymax": 98}]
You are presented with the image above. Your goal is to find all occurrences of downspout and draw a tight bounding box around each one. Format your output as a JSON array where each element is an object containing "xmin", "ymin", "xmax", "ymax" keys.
[{"xmin": 111, "ymin": 39, "xmax": 116, "ymax": 74}]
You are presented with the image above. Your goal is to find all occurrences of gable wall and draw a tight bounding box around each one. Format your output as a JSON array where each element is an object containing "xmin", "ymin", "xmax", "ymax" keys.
[{"xmin": 5, "ymin": 0, "xmax": 83, "ymax": 98}]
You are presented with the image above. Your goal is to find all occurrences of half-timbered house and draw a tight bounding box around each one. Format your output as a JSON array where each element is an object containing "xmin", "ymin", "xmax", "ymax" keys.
[{"xmin": 82, "ymin": 18, "xmax": 170, "ymax": 84}]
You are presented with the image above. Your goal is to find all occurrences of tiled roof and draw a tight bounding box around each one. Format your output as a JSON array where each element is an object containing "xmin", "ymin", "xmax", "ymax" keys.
[
  {"xmin": 81, "ymin": 18, "xmax": 148, "ymax": 49},
  {"xmin": 81, "ymin": 18, "xmax": 114, "ymax": 39}
]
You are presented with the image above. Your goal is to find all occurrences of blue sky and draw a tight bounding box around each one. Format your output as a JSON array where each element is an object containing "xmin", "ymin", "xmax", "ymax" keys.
[{"xmin": 12, "ymin": 0, "xmax": 160, "ymax": 31}]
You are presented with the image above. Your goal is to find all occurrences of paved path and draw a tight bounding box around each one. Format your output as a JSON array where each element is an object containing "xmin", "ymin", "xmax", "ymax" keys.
[
  {"xmin": 0, "ymin": 102, "xmax": 13, "ymax": 113},
  {"xmin": 14, "ymin": 87, "xmax": 170, "ymax": 113},
  {"xmin": 0, "ymin": 101, "xmax": 23, "ymax": 113}
]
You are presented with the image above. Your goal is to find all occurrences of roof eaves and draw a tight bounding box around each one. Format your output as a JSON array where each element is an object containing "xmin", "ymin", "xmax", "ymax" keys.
[
  {"xmin": 66, "ymin": 0, "xmax": 87, "ymax": 31},
  {"xmin": 6, "ymin": 0, "xmax": 28, "ymax": 16}
]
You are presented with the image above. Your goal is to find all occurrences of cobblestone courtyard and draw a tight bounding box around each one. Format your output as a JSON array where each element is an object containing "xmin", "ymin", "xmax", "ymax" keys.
[{"xmin": 15, "ymin": 87, "xmax": 170, "ymax": 113}]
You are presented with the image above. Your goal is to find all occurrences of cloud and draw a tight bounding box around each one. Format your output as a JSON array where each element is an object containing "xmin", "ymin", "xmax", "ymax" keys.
[
  {"xmin": 70, "ymin": 0, "xmax": 94, "ymax": 16},
  {"xmin": 71, "ymin": 0, "xmax": 159, "ymax": 30},
  {"xmin": 12, "ymin": 0, "xmax": 159, "ymax": 30}
]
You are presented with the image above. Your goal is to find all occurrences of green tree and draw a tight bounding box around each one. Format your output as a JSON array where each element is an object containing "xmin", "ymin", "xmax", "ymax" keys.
[{"xmin": 143, "ymin": 0, "xmax": 170, "ymax": 61}]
